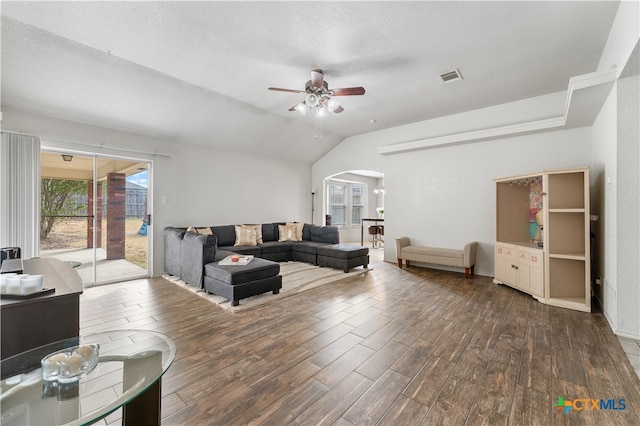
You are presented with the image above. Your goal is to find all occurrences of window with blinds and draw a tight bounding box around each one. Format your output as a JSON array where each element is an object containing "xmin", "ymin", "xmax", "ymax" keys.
[{"xmin": 327, "ymin": 180, "xmax": 364, "ymax": 228}]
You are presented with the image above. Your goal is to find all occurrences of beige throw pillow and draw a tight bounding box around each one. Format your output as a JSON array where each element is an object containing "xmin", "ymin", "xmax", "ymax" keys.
[
  {"xmin": 234, "ymin": 225, "xmax": 258, "ymax": 246},
  {"xmin": 187, "ymin": 226, "xmax": 212, "ymax": 235},
  {"xmin": 278, "ymin": 224, "xmax": 298, "ymax": 242},
  {"xmin": 287, "ymin": 222, "xmax": 304, "ymax": 241},
  {"xmin": 245, "ymin": 224, "xmax": 263, "ymax": 244}
]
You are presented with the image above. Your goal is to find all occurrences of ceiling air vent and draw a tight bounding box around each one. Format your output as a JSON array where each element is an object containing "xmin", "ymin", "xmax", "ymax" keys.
[{"xmin": 439, "ymin": 69, "xmax": 463, "ymax": 83}]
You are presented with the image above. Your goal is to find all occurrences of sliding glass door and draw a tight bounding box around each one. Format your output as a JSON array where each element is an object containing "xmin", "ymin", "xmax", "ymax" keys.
[{"xmin": 39, "ymin": 150, "xmax": 150, "ymax": 286}]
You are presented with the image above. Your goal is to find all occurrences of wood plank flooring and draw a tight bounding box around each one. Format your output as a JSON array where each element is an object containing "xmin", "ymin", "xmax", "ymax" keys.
[{"xmin": 80, "ymin": 252, "xmax": 640, "ymax": 425}]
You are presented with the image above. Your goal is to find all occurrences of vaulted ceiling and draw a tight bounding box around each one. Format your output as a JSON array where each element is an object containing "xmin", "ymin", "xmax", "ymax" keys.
[{"xmin": 1, "ymin": 1, "xmax": 620, "ymax": 163}]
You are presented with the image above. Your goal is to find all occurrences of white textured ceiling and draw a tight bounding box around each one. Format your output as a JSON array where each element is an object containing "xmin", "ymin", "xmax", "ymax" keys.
[{"xmin": 1, "ymin": 1, "xmax": 620, "ymax": 163}]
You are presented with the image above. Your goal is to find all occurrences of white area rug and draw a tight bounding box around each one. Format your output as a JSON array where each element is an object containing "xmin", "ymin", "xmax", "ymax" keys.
[{"xmin": 163, "ymin": 261, "xmax": 371, "ymax": 313}]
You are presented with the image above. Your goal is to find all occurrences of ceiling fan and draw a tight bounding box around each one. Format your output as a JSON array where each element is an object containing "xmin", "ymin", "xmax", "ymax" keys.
[{"xmin": 268, "ymin": 69, "xmax": 365, "ymax": 115}]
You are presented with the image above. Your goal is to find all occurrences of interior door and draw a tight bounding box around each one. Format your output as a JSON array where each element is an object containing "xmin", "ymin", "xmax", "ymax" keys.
[{"xmin": 39, "ymin": 150, "xmax": 150, "ymax": 286}]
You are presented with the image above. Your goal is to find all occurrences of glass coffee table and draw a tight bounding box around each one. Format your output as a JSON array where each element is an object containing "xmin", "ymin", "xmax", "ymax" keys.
[{"xmin": 0, "ymin": 329, "xmax": 176, "ymax": 425}]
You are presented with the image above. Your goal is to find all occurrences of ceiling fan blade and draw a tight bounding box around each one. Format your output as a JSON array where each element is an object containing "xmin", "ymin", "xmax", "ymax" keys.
[
  {"xmin": 269, "ymin": 87, "xmax": 305, "ymax": 94},
  {"xmin": 330, "ymin": 87, "xmax": 366, "ymax": 96},
  {"xmin": 310, "ymin": 69, "xmax": 324, "ymax": 89},
  {"xmin": 333, "ymin": 105, "xmax": 344, "ymax": 114}
]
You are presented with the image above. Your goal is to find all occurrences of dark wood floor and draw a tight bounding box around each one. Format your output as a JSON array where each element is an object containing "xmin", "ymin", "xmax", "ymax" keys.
[{"xmin": 81, "ymin": 253, "xmax": 640, "ymax": 425}]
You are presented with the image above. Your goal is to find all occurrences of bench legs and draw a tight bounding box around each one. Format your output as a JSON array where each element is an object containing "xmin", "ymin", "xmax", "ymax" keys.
[
  {"xmin": 464, "ymin": 266, "xmax": 476, "ymax": 278},
  {"xmin": 399, "ymin": 258, "xmax": 474, "ymax": 279},
  {"xmin": 397, "ymin": 259, "xmax": 410, "ymax": 268}
]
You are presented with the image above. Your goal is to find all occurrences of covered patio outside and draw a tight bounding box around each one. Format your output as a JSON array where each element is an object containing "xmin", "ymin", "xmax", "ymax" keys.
[{"xmin": 40, "ymin": 151, "xmax": 149, "ymax": 286}]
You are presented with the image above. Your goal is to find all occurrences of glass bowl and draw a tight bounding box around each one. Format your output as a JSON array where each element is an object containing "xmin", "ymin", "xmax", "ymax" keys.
[{"xmin": 41, "ymin": 344, "xmax": 100, "ymax": 383}]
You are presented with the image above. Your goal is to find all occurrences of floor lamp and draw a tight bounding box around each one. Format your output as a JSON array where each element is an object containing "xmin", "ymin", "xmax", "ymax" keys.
[{"xmin": 311, "ymin": 189, "xmax": 316, "ymax": 224}]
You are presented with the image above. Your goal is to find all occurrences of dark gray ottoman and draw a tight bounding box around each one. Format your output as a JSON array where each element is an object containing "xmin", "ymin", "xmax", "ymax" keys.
[
  {"xmin": 317, "ymin": 244, "xmax": 369, "ymax": 273},
  {"xmin": 203, "ymin": 257, "xmax": 282, "ymax": 306}
]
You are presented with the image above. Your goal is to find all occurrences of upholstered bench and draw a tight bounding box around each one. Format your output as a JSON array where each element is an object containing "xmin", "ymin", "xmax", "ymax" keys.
[
  {"xmin": 395, "ymin": 237, "xmax": 478, "ymax": 278},
  {"xmin": 317, "ymin": 244, "xmax": 369, "ymax": 273},
  {"xmin": 203, "ymin": 256, "xmax": 282, "ymax": 306}
]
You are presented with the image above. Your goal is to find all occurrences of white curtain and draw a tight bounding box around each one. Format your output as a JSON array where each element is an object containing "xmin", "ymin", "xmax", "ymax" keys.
[{"xmin": 0, "ymin": 132, "xmax": 41, "ymax": 259}]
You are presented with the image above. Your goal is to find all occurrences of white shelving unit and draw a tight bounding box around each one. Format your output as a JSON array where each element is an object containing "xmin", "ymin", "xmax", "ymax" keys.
[{"xmin": 494, "ymin": 167, "xmax": 591, "ymax": 312}]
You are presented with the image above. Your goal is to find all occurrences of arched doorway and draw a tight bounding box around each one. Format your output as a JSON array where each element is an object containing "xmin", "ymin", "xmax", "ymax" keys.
[{"xmin": 323, "ymin": 169, "xmax": 384, "ymax": 245}]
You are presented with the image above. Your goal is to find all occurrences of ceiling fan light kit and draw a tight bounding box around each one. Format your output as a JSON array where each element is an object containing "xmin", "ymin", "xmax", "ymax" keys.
[
  {"xmin": 269, "ymin": 69, "xmax": 365, "ymax": 117},
  {"xmin": 295, "ymin": 103, "xmax": 306, "ymax": 114},
  {"xmin": 326, "ymin": 98, "xmax": 340, "ymax": 112},
  {"xmin": 305, "ymin": 93, "xmax": 321, "ymax": 108}
]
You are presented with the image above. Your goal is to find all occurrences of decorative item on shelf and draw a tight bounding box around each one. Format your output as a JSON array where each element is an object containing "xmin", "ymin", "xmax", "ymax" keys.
[{"xmin": 376, "ymin": 207, "xmax": 384, "ymax": 218}]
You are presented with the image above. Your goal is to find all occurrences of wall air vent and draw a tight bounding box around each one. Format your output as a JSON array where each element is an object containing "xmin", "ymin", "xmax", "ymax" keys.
[{"xmin": 440, "ymin": 69, "xmax": 463, "ymax": 83}]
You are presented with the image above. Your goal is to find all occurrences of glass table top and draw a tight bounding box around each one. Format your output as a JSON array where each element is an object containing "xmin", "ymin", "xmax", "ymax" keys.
[{"xmin": 1, "ymin": 330, "xmax": 176, "ymax": 426}]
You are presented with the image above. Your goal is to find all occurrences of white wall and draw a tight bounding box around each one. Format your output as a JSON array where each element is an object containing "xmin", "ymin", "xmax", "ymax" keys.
[
  {"xmin": 2, "ymin": 107, "xmax": 311, "ymax": 277},
  {"xmin": 614, "ymin": 1, "xmax": 640, "ymax": 341},
  {"xmin": 592, "ymin": 0, "xmax": 640, "ymax": 339},
  {"xmin": 313, "ymin": 91, "xmax": 591, "ymax": 276},
  {"xmin": 591, "ymin": 88, "xmax": 617, "ymax": 326},
  {"xmin": 616, "ymin": 57, "xmax": 639, "ymax": 339}
]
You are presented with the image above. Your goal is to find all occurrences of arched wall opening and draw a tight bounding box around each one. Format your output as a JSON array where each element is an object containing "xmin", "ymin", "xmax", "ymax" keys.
[{"xmin": 320, "ymin": 169, "xmax": 384, "ymax": 244}]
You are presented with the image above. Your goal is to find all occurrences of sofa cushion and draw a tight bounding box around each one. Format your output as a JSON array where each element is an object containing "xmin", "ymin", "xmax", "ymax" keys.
[
  {"xmin": 163, "ymin": 227, "xmax": 186, "ymax": 276},
  {"xmin": 291, "ymin": 240, "xmax": 329, "ymax": 254},
  {"xmin": 180, "ymin": 232, "xmax": 217, "ymax": 288},
  {"xmin": 402, "ymin": 245, "xmax": 463, "ymax": 260},
  {"xmin": 219, "ymin": 245, "xmax": 261, "ymax": 256},
  {"xmin": 302, "ymin": 223, "xmax": 312, "ymax": 241},
  {"xmin": 259, "ymin": 241, "xmax": 292, "ymax": 254},
  {"xmin": 211, "ymin": 225, "xmax": 236, "ymax": 246},
  {"xmin": 262, "ymin": 223, "xmax": 277, "ymax": 242},
  {"xmin": 310, "ymin": 225, "xmax": 339, "ymax": 244},
  {"xmin": 235, "ymin": 225, "xmax": 259, "ymax": 246}
]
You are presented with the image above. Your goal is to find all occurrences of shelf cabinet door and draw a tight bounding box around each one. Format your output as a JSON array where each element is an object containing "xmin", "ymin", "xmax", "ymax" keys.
[
  {"xmin": 516, "ymin": 249, "xmax": 531, "ymax": 291},
  {"xmin": 529, "ymin": 251, "xmax": 544, "ymax": 297},
  {"xmin": 495, "ymin": 244, "xmax": 517, "ymax": 285},
  {"xmin": 516, "ymin": 248, "xmax": 544, "ymax": 297}
]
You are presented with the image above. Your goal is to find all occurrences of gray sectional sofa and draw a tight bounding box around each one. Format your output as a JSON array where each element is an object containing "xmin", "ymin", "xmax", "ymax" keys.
[
  {"xmin": 164, "ymin": 222, "xmax": 370, "ymax": 306},
  {"xmin": 164, "ymin": 223, "xmax": 345, "ymax": 289}
]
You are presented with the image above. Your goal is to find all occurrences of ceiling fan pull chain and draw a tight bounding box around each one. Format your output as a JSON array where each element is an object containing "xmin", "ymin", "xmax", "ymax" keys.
[{"xmin": 315, "ymin": 115, "xmax": 323, "ymax": 140}]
